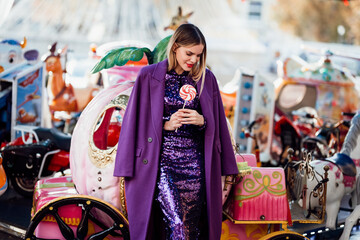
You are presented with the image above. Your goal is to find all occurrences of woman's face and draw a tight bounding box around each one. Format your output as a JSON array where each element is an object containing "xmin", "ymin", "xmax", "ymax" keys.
[{"xmin": 174, "ymin": 44, "xmax": 204, "ymax": 75}]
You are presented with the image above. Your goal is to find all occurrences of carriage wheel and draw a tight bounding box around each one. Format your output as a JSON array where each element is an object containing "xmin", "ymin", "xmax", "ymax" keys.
[
  {"xmin": 25, "ymin": 195, "xmax": 129, "ymax": 240},
  {"xmin": 259, "ymin": 230, "xmax": 309, "ymax": 240}
]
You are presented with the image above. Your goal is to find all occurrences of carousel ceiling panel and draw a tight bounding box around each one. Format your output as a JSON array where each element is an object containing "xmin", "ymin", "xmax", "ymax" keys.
[{"xmin": 0, "ymin": 0, "xmax": 266, "ymax": 53}]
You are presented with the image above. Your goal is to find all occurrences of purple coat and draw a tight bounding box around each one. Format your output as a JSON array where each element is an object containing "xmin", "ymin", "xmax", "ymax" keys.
[{"xmin": 114, "ymin": 59, "xmax": 238, "ymax": 239}]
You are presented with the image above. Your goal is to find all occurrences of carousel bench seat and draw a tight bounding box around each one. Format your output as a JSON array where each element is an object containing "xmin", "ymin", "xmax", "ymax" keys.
[
  {"xmin": 237, "ymin": 153, "xmax": 257, "ymax": 167},
  {"xmin": 226, "ymin": 166, "xmax": 290, "ymax": 222},
  {"xmin": 32, "ymin": 175, "xmax": 83, "ymax": 239},
  {"xmin": 32, "ymin": 175, "xmax": 78, "ymax": 215}
]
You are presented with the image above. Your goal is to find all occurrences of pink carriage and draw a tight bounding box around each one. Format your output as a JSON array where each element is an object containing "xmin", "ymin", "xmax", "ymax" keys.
[{"xmin": 26, "ymin": 70, "xmax": 135, "ymax": 240}]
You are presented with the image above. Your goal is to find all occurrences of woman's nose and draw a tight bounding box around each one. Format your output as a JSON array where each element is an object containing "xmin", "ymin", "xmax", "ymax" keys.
[{"xmin": 190, "ymin": 55, "xmax": 197, "ymax": 63}]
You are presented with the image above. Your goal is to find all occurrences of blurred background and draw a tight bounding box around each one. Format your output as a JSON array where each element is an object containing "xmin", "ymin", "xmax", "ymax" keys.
[{"xmin": 1, "ymin": 0, "xmax": 360, "ymax": 86}]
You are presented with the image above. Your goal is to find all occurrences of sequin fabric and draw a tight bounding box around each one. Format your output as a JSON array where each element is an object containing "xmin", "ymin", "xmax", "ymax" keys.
[{"xmin": 156, "ymin": 70, "xmax": 206, "ymax": 240}]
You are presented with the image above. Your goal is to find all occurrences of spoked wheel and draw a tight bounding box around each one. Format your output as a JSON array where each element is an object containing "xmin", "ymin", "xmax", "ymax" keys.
[
  {"xmin": 25, "ymin": 195, "xmax": 129, "ymax": 240},
  {"xmin": 259, "ymin": 231, "xmax": 309, "ymax": 240}
]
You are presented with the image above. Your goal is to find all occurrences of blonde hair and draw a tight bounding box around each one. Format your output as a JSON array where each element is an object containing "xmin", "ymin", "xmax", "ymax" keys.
[{"xmin": 167, "ymin": 23, "xmax": 207, "ymax": 96}]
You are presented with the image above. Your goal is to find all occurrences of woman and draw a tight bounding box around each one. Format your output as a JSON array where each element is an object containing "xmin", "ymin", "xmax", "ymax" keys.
[{"xmin": 114, "ymin": 24, "xmax": 238, "ymax": 240}]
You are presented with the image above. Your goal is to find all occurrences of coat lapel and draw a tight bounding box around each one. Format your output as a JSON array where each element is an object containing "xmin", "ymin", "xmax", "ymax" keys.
[
  {"xmin": 197, "ymin": 79, "xmax": 210, "ymax": 120},
  {"xmin": 150, "ymin": 60, "xmax": 167, "ymax": 144},
  {"xmin": 197, "ymin": 76, "xmax": 214, "ymax": 138}
]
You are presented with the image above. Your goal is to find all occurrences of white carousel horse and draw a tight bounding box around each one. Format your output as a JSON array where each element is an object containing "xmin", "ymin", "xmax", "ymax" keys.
[
  {"xmin": 300, "ymin": 113, "xmax": 360, "ymax": 231},
  {"xmin": 340, "ymin": 204, "xmax": 360, "ymax": 240},
  {"xmin": 339, "ymin": 113, "xmax": 360, "ymax": 240}
]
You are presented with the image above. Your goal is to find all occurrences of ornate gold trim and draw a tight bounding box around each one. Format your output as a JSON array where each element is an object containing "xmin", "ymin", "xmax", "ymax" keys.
[
  {"xmin": 258, "ymin": 230, "xmax": 309, "ymax": 240},
  {"xmin": 88, "ymin": 94, "xmax": 129, "ymax": 168},
  {"xmin": 223, "ymin": 211, "xmax": 288, "ymax": 225},
  {"xmin": 119, "ymin": 177, "xmax": 127, "ymax": 217},
  {"xmin": 88, "ymin": 144, "xmax": 116, "ymax": 169}
]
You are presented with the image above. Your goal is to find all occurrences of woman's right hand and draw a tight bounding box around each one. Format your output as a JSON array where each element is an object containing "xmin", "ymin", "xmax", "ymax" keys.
[{"xmin": 164, "ymin": 111, "xmax": 183, "ymax": 131}]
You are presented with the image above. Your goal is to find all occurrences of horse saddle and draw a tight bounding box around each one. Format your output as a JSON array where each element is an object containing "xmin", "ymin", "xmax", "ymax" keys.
[{"xmin": 325, "ymin": 153, "xmax": 356, "ymax": 177}]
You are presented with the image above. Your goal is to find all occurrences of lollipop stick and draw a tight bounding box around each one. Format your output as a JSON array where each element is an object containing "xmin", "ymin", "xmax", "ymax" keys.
[
  {"xmin": 175, "ymin": 100, "xmax": 187, "ymax": 132},
  {"xmin": 182, "ymin": 100, "xmax": 187, "ymax": 109}
]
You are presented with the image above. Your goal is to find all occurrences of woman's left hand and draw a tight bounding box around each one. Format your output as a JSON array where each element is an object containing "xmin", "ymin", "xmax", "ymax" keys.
[{"xmin": 177, "ymin": 109, "xmax": 204, "ymax": 126}]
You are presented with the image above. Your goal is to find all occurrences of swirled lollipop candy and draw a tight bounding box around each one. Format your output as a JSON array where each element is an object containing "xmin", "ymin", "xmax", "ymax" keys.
[
  {"xmin": 175, "ymin": 84, "xmax": 197, "ymax": 132},
  {"xmin": 180, "ymin": 84, "xmax": 197, "ymax": 102}
]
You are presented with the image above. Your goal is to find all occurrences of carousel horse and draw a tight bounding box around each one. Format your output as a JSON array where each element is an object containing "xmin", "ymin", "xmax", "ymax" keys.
[
  {"xmin": 43, "ymin": 42, "xmax": 100, "ymax": 123},
  {"xmin": 164, "ymin": 6, "xmax": 193, "ymax": 31},
  {"xmin": 339, "ymin": 113, "xmax": 360, "ymax": 240},
  {"xmin": 340, "ymin": 203, "xmax": 360, "ymax": 239},
  {"xmin": 296, "ymin": 113, "xmax": 360, "ymax": 230}
]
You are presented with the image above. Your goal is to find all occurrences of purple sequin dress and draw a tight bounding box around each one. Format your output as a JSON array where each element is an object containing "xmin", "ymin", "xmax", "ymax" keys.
[{"xmin": 156, "ymin": 70, "xmax": 206, "ymax": 239}]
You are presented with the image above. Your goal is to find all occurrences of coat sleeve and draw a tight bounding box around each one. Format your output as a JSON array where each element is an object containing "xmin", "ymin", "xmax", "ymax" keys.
[
  {"xmin": 113, "ymin": 70, "xmax": 144, "ymax": 178},
  {"xmin": 211, "ymin": 72, "xmax": 239, "ymax": 176}
]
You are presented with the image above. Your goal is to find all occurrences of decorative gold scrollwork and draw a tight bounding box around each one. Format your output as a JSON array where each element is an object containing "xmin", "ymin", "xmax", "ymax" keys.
[
  {"xmin": 109, "ymin": 94, "xmax": 129, "ymax": 109},
  {"xmin": 88, "ymin": 94, "xmax": 129, "ymax": 168},
  {"xmin": 119, "ymin": 177, "xmax": 127, "ymax": 217},
  {"xmin": 298, "ymin": 150, "xmax": 315, "ymax": 179}
]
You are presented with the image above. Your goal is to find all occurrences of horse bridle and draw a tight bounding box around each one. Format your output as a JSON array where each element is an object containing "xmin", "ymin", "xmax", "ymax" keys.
[{"xmin": 305, "ymin": 166, "xmax": 329, "ymax": 219}]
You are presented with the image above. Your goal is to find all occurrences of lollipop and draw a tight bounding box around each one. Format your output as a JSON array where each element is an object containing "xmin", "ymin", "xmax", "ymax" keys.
[
  {"xmin": 180, "ymin": 84, "xmax": 196, "ymax": 107},
  {"xmin": 175, "ymin": 85, "xmax": 197, "ymax": 132}
]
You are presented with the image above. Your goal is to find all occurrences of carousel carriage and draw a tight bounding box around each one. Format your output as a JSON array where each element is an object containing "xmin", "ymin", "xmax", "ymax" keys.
[
  {"xmin": 25, "ymin": 66, "xmax": 136, "ymax": 240},
  {"xmin": 24, "ymin": 61, "xmax": 333, "ymax": 240}
]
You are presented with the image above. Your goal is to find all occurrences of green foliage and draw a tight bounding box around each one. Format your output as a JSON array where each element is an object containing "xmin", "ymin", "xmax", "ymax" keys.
[
  {"xmin": 151, "ymin": 35, "xmax": 172, "ymax": 64},
  {"xmin": 91, "ymin": 35, "xmax": 172, "ymax": 73},
  {"xmin": 91, "ymin": 47, "xmax": 151, "ymax": 73}
]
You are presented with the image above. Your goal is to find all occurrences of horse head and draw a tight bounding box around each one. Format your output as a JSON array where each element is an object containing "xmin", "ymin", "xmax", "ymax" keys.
[
  {"xmin": 164, "ymin": 6, "xmax": 193, "ymax": 31},
  {"xmin": 42, "ymin": 42, "xmax": 67, "ymax": 74},
  {"xmin": 42, "ymin": 42, "xmax": 77, "ymax": 116}
]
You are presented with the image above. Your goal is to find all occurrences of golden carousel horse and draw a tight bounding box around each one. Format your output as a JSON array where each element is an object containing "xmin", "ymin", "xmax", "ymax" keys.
[
  {"xmin": 164, "ymin": 6, "xmax": 193, "ymax": 31},
  {"xmin": 43, "ymin": 43, "xmax": 101, "ymax": 130}
]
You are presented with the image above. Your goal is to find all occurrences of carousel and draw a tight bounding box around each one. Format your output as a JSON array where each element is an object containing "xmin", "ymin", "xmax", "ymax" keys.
[{"xmin": 0, "ymin": 1, "xmax": 360, "ymax": 240}]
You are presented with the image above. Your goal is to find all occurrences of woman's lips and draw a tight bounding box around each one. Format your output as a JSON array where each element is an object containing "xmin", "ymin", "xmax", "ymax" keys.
[{"xmin": 186, "ymin": 63, "xmax": 194, "ymax": 68}]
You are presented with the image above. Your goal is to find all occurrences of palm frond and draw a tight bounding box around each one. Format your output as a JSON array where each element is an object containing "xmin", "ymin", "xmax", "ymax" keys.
[
  {"xmin": 151, "ymin": 35, "xmax": 171, "ymax": 64},
  {"xmin": 91, "ymin": 47, "xmax": 151, "ymax": 73}
]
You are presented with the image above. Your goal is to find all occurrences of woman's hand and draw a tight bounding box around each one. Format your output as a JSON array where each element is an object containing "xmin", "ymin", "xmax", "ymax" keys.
[
  {"xmin": 163, "ymin": 109, "xmax": 204, "ymax": 131},
  {"xmin": 164, "ymin": 111, "xmax": 183, "ymax": 131},
  {"xmin": 177, "ymin": 109, "xmax": 204, "ymax": 126}
]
